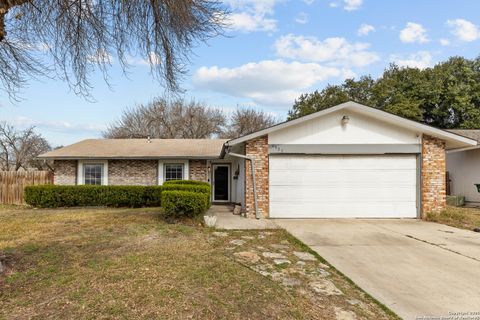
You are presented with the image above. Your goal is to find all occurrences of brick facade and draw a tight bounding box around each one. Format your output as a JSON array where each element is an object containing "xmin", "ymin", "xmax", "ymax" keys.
[
  {"xmin": 53, "ymin": 159, "xmax": 211, "ymax": 186},
  {"xmin": 108, "ymin": 160, "xmax": 158, "ymax": 185},
  {"xmin": 245, "ymin": 135, "xmax": 269, "ymax": 218},
  {"xmin": 421, "ymin": 135, "xmax": 446, "ymax": 216},
  {"xmin": 189, "ymin": 160, "xmax": 208, "ymax": 182},
  {"xmin": 53, "ymin": 160, "xmax": 77, "ymax": 185}
]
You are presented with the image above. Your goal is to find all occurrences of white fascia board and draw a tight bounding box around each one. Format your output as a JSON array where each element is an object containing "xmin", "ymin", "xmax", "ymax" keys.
[
  {"xmin": 225, "ymin": 101, "xmax": 477, "ymax": 148},
  {"xmin": 446, "ymin": 145, "xmax": 480, "ymax": 154}
]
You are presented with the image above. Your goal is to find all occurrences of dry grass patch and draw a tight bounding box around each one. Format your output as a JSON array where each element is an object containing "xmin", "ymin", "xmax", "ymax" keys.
[
  {"xmin": 1, "ymin": 207, "xmax": 397, "ymax": 319},
  {"xmin": 427, "ymin": 206, "xmax": 480, "ymax": 231}
]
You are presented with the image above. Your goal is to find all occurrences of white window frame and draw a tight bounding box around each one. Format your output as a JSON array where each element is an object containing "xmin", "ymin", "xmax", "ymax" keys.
[
  {"xmin": 157, "ymin": 160, "xmax": 189, "ymax": 185},
  {"xmin": 77, "ymin": 160, "xmax": 108, "ymax": 185}
]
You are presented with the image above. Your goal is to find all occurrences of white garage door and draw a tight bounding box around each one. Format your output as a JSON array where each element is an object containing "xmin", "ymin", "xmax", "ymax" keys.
[{"xmin": 269, "ymin": 154, "xmax": 418, "ymax": 218}]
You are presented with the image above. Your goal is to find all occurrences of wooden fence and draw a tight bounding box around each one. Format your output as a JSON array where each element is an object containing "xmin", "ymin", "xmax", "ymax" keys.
[{"xmin": 0, "ymin": 171, "xmax": 53, "ymax": 205}]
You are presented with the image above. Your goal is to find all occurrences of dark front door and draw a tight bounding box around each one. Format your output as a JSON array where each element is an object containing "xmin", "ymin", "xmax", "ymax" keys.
[{"xmin": 213, "ymin": 165, "xmax": 229, "ymax": 202}]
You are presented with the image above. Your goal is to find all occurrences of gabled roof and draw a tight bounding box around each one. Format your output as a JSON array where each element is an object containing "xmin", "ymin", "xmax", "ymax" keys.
[
  {"xmin": 38, "ymin": 139, "xmax": 228, "ymax": 160},
  {"xmin": 225, "ymin": 101, "xmax": 477, "ymax": 150}
]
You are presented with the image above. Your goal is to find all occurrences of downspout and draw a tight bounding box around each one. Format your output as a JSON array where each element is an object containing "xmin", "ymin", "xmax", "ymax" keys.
[{"xmin": 225, "ymin": 147, "xmax": 261, "ymax": 219}]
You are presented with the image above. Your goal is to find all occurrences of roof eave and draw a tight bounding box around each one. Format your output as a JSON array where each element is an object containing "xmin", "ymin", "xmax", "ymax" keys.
[
  {"xmin": 225, "ymin": 101, "xmax": 477, "ymax": 148},
  {"xmin": 38, "ymin": 156, "xmax": 223, "ymax": 160}
]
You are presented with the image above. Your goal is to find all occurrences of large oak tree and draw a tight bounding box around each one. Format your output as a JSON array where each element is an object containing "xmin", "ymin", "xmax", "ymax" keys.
[{"xmin": 289, "ymin": 56, "xmax": 480, "ymax": 129}]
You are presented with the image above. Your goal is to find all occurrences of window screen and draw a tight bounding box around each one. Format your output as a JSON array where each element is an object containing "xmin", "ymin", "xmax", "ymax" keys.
[
  {"xmin": 164, "ymin": 163, "xmax": 184, "ymax": 181},
  {"xmin": 84, "ymin": 163, "xmax": 104, "ymax": 185}
]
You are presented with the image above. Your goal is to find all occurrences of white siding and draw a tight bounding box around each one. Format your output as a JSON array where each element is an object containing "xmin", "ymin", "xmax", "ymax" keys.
[
  {"xmin": 269, "ymin": 109, "xmax": 421, "ymax": 145},
  {"xmin": 447, "ymin": 149, "xmax": 480, "ymax": 202},
  {"xmin": 269, "ymin": 154, "xmax": 418, "ymax": 218}
]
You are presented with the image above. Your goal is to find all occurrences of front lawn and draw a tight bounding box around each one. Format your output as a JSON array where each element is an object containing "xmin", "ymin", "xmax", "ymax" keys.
[
  {"xmin": 427, "ymin": 205, "xmax": 480, "ymax": 231},
  {"xmin": 0, "ymin": 206, "xmax": 396, "ymax": 319}
]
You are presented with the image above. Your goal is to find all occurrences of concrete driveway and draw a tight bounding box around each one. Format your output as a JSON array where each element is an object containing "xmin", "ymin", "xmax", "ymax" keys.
[{"xmin": 275, "ymin": 219, "xmax": 480, "ymax": 319}]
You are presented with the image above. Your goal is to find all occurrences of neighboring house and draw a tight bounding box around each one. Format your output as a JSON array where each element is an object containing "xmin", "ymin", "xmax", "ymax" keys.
[
  {"xmin": 39, "ymin": 101, "xmax": 477, "ymax": 219},
  {"xmin": 446, "ymin": 129, "xmax": 480, "ymax": 203}
]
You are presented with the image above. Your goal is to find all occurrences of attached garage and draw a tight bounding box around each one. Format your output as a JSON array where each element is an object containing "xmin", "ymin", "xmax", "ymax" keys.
[
  {"xmin": 269, "ymin": 154, "xmax": 418, "ymax": 218},
  {"xmin": 223, "ymin": 101, "xmax": 478, "ymax": 219}
]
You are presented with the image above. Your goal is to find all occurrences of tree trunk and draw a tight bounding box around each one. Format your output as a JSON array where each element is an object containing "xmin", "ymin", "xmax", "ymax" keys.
[{"xmin": 0, "ymin": 0, "xmax": 29, "ymax": 42}]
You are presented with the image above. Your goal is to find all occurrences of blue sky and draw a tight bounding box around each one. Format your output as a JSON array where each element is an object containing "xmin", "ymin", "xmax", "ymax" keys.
[{"xmin": 1, "ymin": 0, "xmax": 480, "ymax": 146}]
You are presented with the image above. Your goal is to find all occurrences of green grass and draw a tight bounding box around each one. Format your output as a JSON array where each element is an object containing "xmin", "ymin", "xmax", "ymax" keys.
[
  {"xmin": 427, "ymin": 205, "xmax": 480, "ymax": 231},
  {"xmin": 0, "ymin": 206, "xmax": 398, "ymax": 319}
]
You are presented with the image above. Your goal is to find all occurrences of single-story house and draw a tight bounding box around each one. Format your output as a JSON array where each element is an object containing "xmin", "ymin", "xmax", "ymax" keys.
[
  {"xmin": 446, "ymin": 129, "xmax": 480, "ymax": 203},
  {"xmin": 38, "ymin": 101, "xmax": 477, "ymax": 219}
]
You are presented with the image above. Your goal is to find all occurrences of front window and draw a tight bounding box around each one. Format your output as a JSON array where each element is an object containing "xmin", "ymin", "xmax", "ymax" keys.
[
  {"xmin": 83, "ymin": 163, "xmax": 104, "ymax": 185},
  {"xmin": 164, "ymin": 163, "xmax": 184, "ymax": 181}
]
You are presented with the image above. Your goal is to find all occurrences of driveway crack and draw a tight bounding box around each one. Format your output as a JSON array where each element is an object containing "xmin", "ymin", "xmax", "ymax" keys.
[
  {"xmin": 404, "ymin": 234, "xmax": 480, "ymax": 263},
  {"xmin": 366, "ymin": 221, "xmax": 480, "ymax": 263}
]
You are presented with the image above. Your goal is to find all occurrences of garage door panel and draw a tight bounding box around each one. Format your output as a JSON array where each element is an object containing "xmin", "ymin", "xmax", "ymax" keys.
[
  {"xmin": 270, "ymin": 186, "xmax": 416, "ymax": 202},
  {"xmin": 269, "ymin": 154, "xmax": 417, "ymax": 218},
  {"xmin": 269, "ymin": 169, "xmax": 416, "ymax": 186},
  {"xmin": 270, "ymin": 155, "xmax": 416, "ymax": 170},
  {"xmin": 270, "ymin": 202, "xmax": 417, "ymax": 218}
]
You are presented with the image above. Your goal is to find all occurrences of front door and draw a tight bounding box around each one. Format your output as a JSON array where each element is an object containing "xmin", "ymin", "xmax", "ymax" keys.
[{"xmin": 213, "ymin": 164, "xmax": 230, "ymax": 202}]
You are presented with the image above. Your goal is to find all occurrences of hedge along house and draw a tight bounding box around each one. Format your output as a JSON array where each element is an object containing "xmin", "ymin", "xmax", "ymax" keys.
[
  {"xmin": 39, "ymin": 102, "xmax": 477, "ymax": 219},
  {"xmin": 38, "ymin": 139, "xmax": 247, "ymax": 206}
]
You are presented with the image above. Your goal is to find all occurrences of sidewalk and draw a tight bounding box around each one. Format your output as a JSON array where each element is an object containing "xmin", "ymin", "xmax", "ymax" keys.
[{"xmin": 207, "ymin": 205, "xmax": 278, "ymax": 230}]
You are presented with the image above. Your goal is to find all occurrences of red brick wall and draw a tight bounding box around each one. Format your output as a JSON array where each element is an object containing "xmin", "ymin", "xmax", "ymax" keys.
[
  {"xmin": 108, "ymin": 160, "xmax": 158, "ymax": 185},
  {"xmin": 245, "ymin": 135, "xmax": 269, "ymax": 218},
  {"xmin": 53, "ymin": 160, "xmax": 77, "ymax": 185},
  {"xmin": 421, "ymin": 135, "xmax": 446, "ymax": 216},
  {"xmin": 189, "ymin": 160, "xmax": 208, "ymax": 182}
]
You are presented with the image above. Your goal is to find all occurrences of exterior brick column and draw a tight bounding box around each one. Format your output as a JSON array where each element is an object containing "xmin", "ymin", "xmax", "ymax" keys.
[
  {"xmin": 189, "ymin": 160, "xmax": 208, "ymax": 182},
  {"xmin": 421, "ymin": 135, "xmax": 446, "ymax": 217},
  {"xmin": 53, "ymin": 160, "xmax": 77, "ymax": 185},
  {"xmin": 245, "ymin": 135, "xmax": 269, "ymax": 218}
]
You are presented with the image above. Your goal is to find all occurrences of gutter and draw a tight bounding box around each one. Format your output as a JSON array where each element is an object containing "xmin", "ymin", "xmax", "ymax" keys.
[
  {"xmin": 224, "ymin": 147, "xmax": 261, "ymax": 219},
  {"xmin": 446, "ymin": 145, "xmax": 480, "ymax": 154}
]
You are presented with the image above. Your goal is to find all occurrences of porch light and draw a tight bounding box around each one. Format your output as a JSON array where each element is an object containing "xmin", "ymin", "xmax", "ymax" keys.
[{"xmin": 341, "ymin": 115, "xmax": 350, "ymax": 126}]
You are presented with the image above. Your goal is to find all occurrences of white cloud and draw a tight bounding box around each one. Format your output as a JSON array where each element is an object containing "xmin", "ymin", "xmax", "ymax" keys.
[
  {"xmin": 303, "ymin": 0, "xmax": 315, "ymax": 4},
  {"xmin": 329, "ymin": 0, "xmax": 362, "ymax": 10},
  {"xmin": 439, "ymin": 38, "xmax": 450, "ymax": 46},
  {"xmin": 399, "ymin": 22, "xmax": 429, "ymax": 43},
  {"xmin": 446, "ymin": 19, "xmax": 480, "ymax": 42},
  {"xmin": 193, "ymin": 60, "xmax": 352, "ymax": 107},
  {"xmin": 274, "ymin": 34, "xmax": 379, "ymax": 67},
  {"xmin": 225, "ymin": 0, "xmax": 278, "ymax": 32},
  {"xmin": 87, "ymin": 49, "xmax": 113, "ymax": 64},
  {"xmin": 344, "ymin": 0, "xmax": 363, "ymax": 11},
  {"xmin": 295, "ymin": 12, "xmax": 309, "ymax": 24},
  {"xmin": 357, "ymin": 24, "xmax": 375, "ymax": 36},
  {"xmin": 390, "ymin": 51, "xmax": 433, "ymax": 69},
  {"xmin": 128, "ymin": 52, "xmax": 161, "ymax": 66}
]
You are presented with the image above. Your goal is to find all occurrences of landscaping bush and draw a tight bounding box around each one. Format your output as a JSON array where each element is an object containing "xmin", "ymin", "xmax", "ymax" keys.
[
  {"xmin": 163, "ymin": 180, "xmax": 210, "ymax": 187},
  {"xmin": 161, "ymin": 190, "xmax": 209, "ymax": 218},
  {"xmin": 161, "ymin": 183, "xmax": 210, "ymax": 196},
  {"xmin": 24, "ymin": 185, "xmax": 163, "ymax": 208}
]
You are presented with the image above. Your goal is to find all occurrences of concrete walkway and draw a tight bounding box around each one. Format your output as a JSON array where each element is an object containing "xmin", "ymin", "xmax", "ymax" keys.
[
  {"xmin": 275, "ymin": 219, "xmax": 480, "ymax": 319},
  {"xmin": 208, "ymin": 205, "xmax": 278, "ymax": 230}
]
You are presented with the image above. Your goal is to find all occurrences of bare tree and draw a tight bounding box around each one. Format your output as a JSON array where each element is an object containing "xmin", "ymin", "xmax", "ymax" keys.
[
  {"xmin": 0, "ymin": 122, "xmax": 51, "ymax": 170},
  {"xmin": 0, "ymin": 1, "xmax": 226, "ymax": 99},
  {"xmin": 103, "ymin": 98, "xmax": 226, "ymax": 139},
  {"xmin": 222, "ymin": 107, "xmax": 277, "ymax": 138}
]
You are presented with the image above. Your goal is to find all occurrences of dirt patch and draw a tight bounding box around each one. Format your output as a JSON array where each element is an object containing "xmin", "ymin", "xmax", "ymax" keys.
[{"xmin": 210, "ymin": 229, "xmax": 399, "ymax": 320}]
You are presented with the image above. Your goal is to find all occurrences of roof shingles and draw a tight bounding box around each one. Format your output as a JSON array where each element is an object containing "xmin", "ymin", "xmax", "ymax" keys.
[
  {"xmin": 447, "ymin": 129, "xmax": 480, "ymax": 142},
  {"xmin": 39, "ymin": 139, "xmax": 227, "ymax": 159}
]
